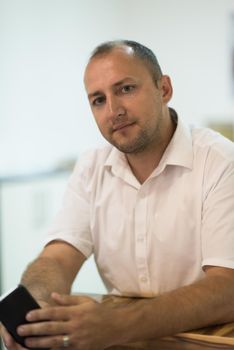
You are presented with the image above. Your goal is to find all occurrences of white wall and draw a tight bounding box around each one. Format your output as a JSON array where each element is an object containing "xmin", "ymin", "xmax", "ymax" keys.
[
  {"xmin": 0, "ymin": 174, "xmax": 107, "ymax": 294},
  {"xmin": 0, "ymin": 0, "xmax": 234, "ymax": 176}
]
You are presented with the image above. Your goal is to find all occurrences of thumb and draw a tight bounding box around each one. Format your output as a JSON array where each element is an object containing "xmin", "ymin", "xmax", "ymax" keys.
[{"xmin": 51, "ymin": 292, "xmax": 94, "ymax": 306}]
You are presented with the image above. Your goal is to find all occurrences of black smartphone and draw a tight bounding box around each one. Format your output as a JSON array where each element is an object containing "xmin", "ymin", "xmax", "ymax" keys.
[{"xmin": 0, "ymin": 284, "xmax": 49, "ymax": 350}]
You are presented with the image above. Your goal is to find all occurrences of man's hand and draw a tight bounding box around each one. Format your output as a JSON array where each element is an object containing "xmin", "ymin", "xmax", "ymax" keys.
[
  {"xmin": 0, "ymin": 299, "xmax": 50, "ymax": 350},
  {"xmin": 16, "ymin": 293, "xmax": 123, "ymax": 350},
  {"xmin": 1, "ymin": 324, "xmax": 27, "ymax": 350}
]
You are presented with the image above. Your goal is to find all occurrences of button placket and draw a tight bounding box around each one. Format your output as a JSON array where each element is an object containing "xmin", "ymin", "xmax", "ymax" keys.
[{"xmin": 134, "ymin": 188, "xmax": 151, "ymax": 294}]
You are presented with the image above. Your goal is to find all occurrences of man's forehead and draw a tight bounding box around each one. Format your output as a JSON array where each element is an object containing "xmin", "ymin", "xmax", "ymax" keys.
[
  {"xmin": 86, "ymin": 46, "xmax": 139, "ymax": 71},
  {"xmin": 84, "ymin": 47, "xmax": 144, "ymax": 82},
  {"xmin": 90, "ymin": 45, "xmax": 134, "ymax": 61}
]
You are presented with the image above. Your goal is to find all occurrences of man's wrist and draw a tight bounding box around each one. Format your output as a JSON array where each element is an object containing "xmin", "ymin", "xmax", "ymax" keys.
[{"xmin": 110, "ymin": 300, "xmax": 146, "ymax": 346}]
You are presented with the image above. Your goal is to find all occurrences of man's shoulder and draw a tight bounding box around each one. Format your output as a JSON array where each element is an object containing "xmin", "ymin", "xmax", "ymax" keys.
[
  {"xmin": 74, "ymin": 144, "xmax": 115, "ymax": 175},
  {"xmin": 191, "ymin": 126, "xmax": 234, "ymax": 162}
]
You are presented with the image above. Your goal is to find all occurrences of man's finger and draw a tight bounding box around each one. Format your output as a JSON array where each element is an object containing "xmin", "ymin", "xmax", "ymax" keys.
[
  {"xmin": 1, "ymin": 324, "xmax": 26, "ymax": 349},
  {"xmin": 51, "ymin": 292, "xmax": 93, "ymax": 306}
]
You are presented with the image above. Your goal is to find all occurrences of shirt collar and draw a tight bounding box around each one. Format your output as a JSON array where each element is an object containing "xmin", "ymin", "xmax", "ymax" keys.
[
  {"xmin": 157, "ymin": 111, "xmax": 193, "ymax": 170},
  {"xmin": 105, "ymin": 147, "xmax": 140, "ymax": 187}
]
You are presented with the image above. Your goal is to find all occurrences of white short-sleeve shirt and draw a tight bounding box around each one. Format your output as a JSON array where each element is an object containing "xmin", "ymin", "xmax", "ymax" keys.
[{"xmin": 45, "ymin": 117, "xmax": 234, "ymax": 297}]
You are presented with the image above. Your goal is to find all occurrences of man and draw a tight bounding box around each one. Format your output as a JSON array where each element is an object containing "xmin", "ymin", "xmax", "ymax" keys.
[{"xmin": 1, "ymin": 40, "xmax": 234, "ymax": 350}]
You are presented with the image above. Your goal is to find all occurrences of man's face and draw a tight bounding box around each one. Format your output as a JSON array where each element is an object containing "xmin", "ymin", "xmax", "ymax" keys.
[{"xmin": 84, "ymin": 47, "xmax": 172, "ymax": 154}]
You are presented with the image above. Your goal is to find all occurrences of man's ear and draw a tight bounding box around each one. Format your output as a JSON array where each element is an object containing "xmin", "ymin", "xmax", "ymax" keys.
[{"xmin": 160, "ymin": 75, "xmax": 173, "ymax": 103}]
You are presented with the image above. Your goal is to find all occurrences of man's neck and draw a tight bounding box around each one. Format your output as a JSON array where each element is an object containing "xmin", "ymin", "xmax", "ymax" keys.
[
  {"xmin": 126, "ymin": 113, "xmax": 176, "ymax": 184},
  {"xmin": 126, "ymin": 152, "xmax": 161, "ymax": 184}
]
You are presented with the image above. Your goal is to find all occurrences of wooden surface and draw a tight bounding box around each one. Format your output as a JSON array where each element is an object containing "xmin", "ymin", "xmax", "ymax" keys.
[{"xmin": 92, "ymin": 294, "xmax": 234, "ymax": 349}]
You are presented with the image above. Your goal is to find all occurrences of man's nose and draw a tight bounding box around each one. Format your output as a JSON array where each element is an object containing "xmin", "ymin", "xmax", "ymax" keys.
[{"xmin": 106, "ymin": 96, "xmax": 125, "ymax": 119}]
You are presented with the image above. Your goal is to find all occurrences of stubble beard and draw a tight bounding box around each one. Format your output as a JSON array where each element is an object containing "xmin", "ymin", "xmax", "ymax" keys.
[{"xmin": 110, "ymin": 118, "xmax": 163, "ymax": 155}]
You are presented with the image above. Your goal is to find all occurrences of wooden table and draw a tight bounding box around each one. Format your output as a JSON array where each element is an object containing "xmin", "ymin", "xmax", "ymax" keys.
[{"xmin": 91, "ymin": 294, "xmax": 234, "ymax": 349}]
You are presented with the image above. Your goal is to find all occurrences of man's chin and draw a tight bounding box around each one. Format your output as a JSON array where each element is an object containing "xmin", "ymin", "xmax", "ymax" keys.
[{"xmin": 113, "ymin": 141, "xmax": 147, "ymax": 154}]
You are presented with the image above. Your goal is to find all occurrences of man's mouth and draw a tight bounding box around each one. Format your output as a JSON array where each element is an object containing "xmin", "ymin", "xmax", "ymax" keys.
[{"xmin": 112, "ymin": 121, "xmax": 135, "ymax": 132}]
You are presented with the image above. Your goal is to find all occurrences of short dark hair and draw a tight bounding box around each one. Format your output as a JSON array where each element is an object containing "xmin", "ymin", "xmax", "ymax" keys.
[{"xmin": 89, "ymin": 40, "xmax": 163, "ymax": 83}]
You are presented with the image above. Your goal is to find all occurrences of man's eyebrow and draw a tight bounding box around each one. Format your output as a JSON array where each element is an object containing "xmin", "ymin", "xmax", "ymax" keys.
[
  {"xmin": 113, "ymin": 77, "xmax": 135, "ymax": 87},
  {"xmin": 87, "ymin": 77, "xmax": 136, "ymax": 99},
  {"xmin": 88, "ymin": 91, "xmax": 103, "ymax": 99}
]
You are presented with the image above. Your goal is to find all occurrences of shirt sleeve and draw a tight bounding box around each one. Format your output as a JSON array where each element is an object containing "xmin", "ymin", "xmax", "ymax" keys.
[
  {"xmin": 201, "ymin": 154, "xmax": 234, "ymax": 269},
  {"xmin": 44, "ymin": 159, "xmax": 93, "ymax": 258}
]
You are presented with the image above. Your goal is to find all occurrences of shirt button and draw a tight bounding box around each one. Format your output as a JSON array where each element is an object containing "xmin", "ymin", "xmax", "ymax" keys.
[
  {"xmin": 140, "ymin": 276, "xmax": 148, "ymax": 283},
  {"xmin": 137, "ymin": 235, "xmax": 144, "ymax": 242}
]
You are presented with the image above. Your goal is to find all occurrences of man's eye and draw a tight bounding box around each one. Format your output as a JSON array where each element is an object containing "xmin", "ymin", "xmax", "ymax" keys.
[
  {"xmin": 121, "ymin": 85, "xmax": 135, "ymax": 93},
  {"xmin": 92, "ymin": 97, "xmax": 105, "ymax": 106}
]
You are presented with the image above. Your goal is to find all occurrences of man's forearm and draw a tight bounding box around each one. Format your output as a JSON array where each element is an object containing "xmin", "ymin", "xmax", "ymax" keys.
[
  {"xmin": 20, "ymin": 242, "xmax": 85, "ymax": 305},
  {"xmin": 21, "ymin": 256, "xmax": 72, "ymax": 305},
  {"xmin": 114, "ymin": 270, "xmax": 234, "ymax": 345}
]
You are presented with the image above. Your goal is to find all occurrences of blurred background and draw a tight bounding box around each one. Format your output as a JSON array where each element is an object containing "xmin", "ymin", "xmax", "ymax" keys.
[{"xmin": 0, "ymin": 0, "xmax": 234, "ymax": 296}]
